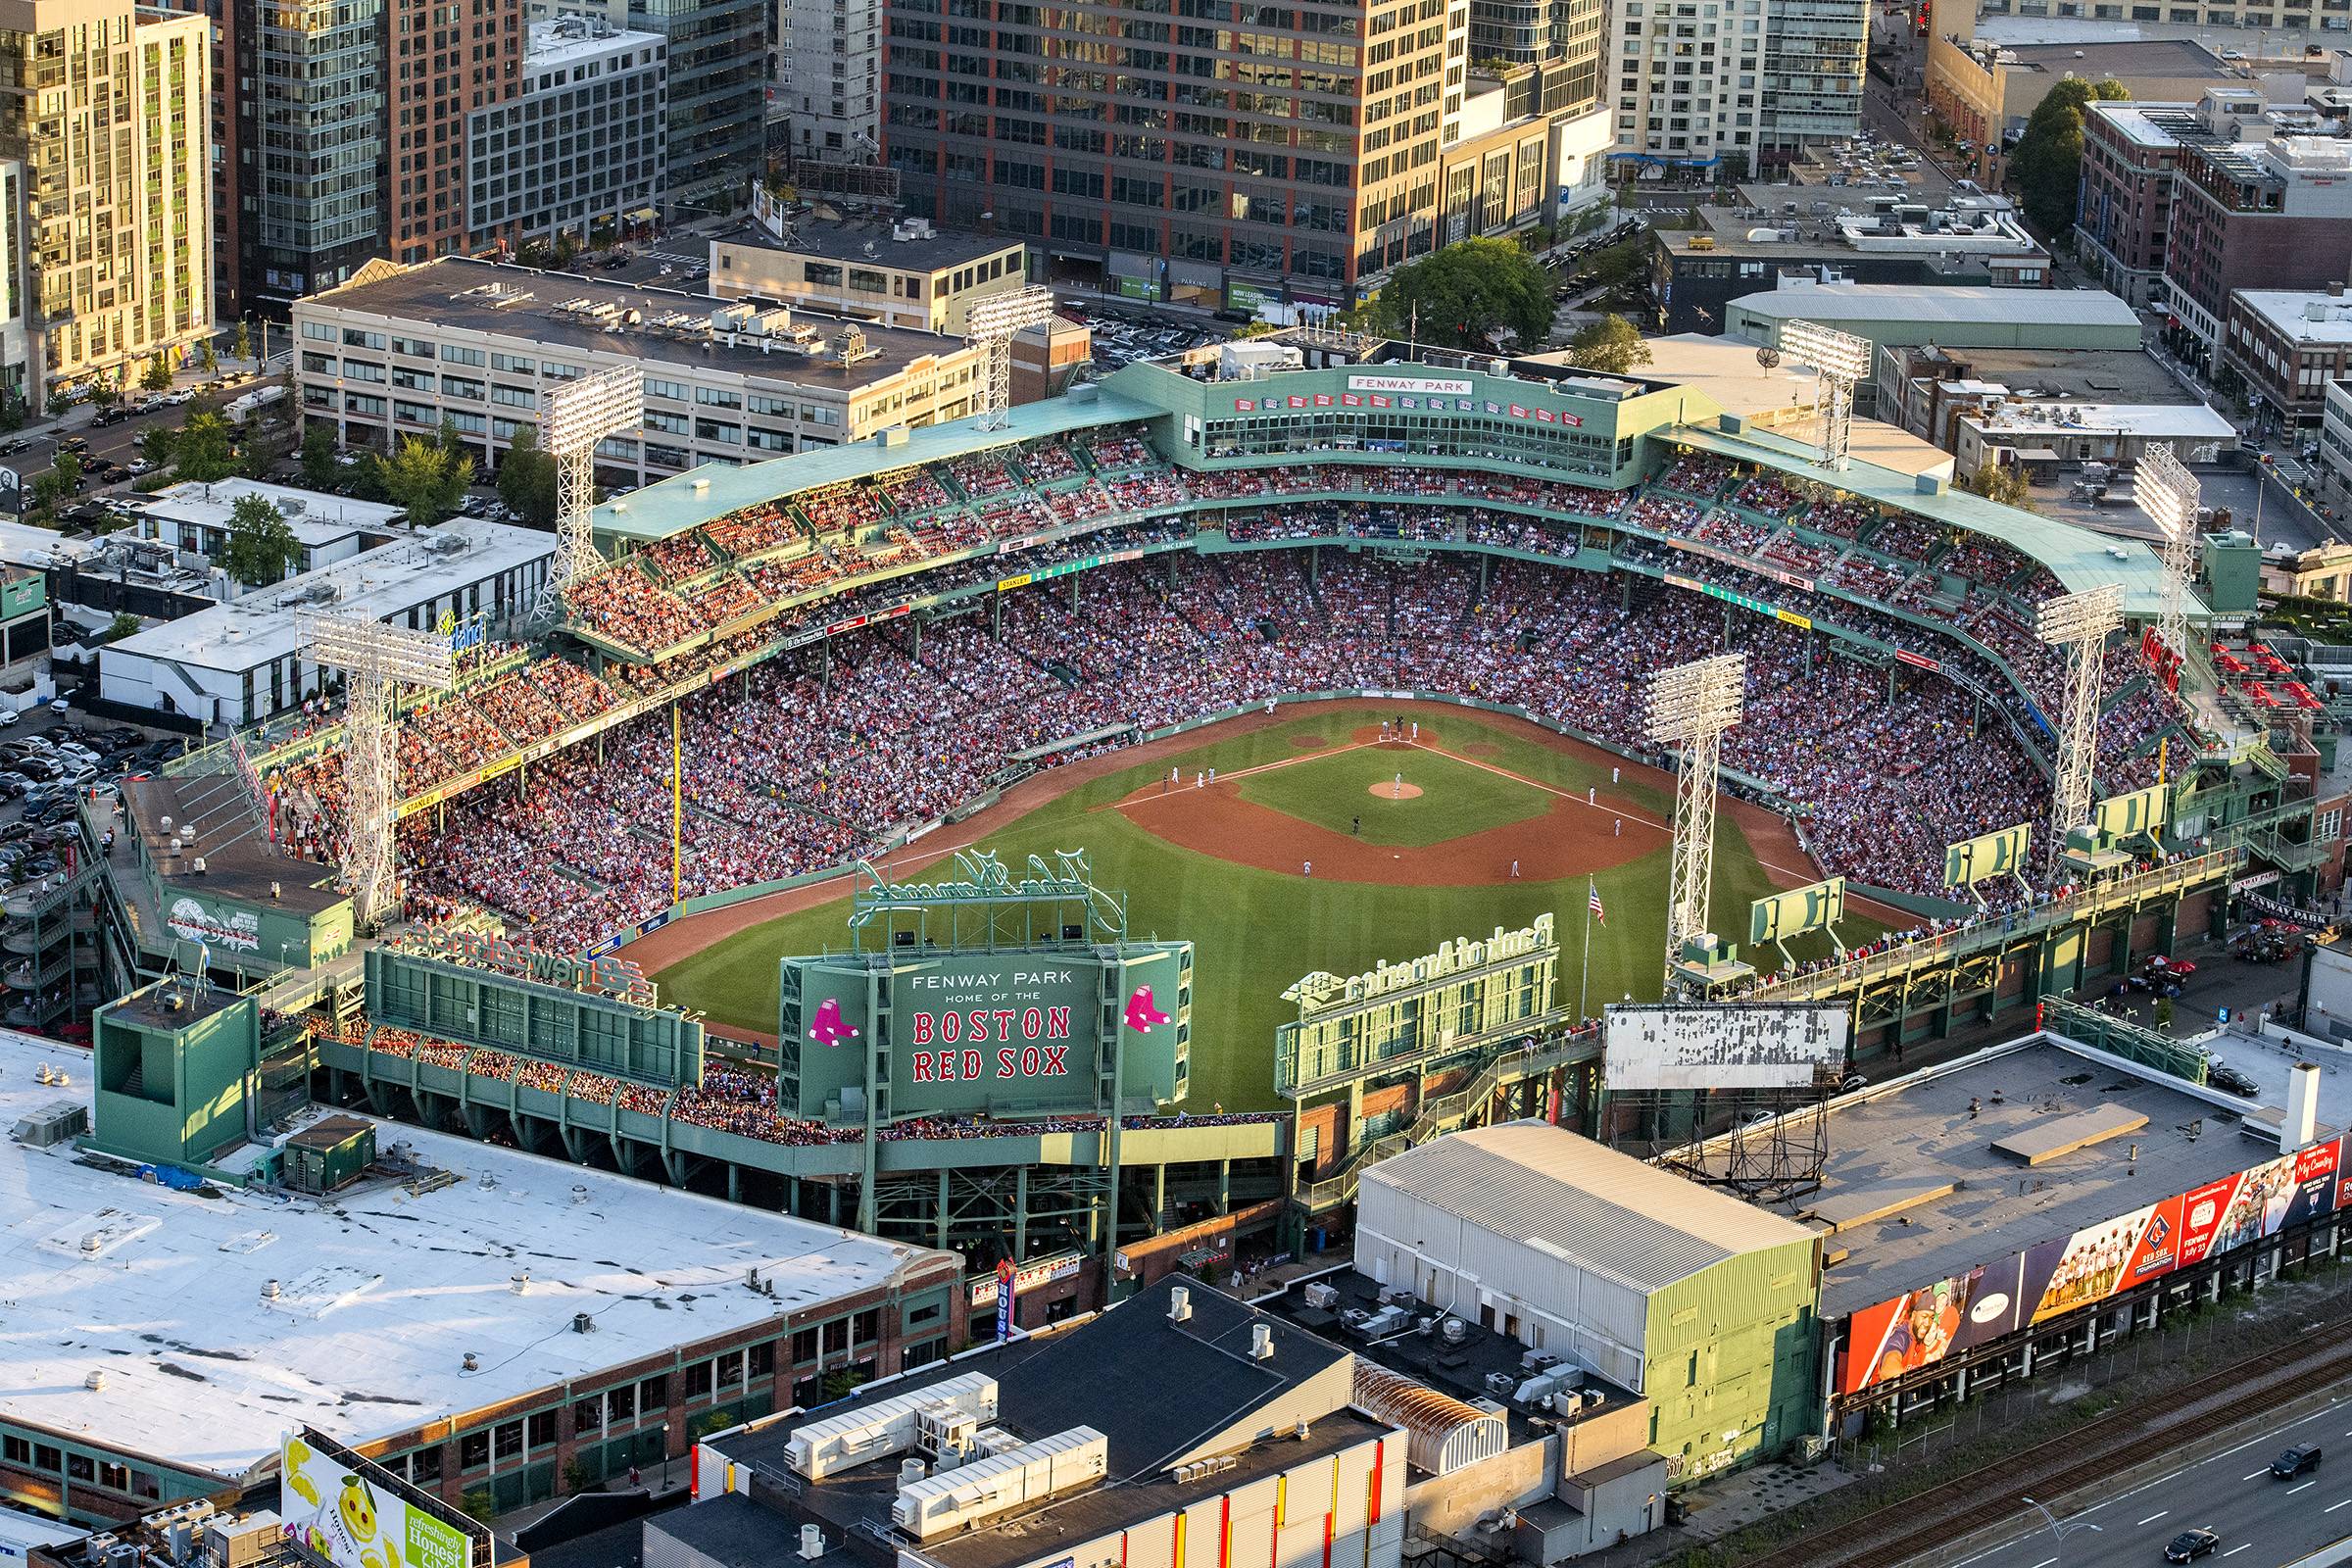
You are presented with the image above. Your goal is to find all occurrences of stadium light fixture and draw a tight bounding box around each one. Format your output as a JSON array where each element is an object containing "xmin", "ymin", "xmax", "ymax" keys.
[
  {"xmin": 302, "ymin": 612, "xmax": 459, "ymax": 926},
  {"xmin": 1778, "ymin": 318, "xmax": 1872, "ymax": 467},
  {"xmin": 2133, "ymin": 445, "xmax": 2201, "ymax": 668},
  {"xmin": 1647, "ymin": 653, "xmax": 1746, "ymax": 992},
  {"xmin": 2034, "ymin": 582, "xmax": 2125, "ymax": 870},
  {"xmin": 964, "ymin": 286, "xmax": 1059, "ymax": 432},
  {"xmin": 536, "ymin": 366, "xmax": 644, "ymax": 621}
]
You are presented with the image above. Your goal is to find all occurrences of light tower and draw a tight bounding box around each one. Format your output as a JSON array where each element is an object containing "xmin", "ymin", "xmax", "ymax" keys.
[
  {"xmin": 535, "ymin": 366, "xmax": 644, "ymax": 619},
  {"xmin": 2034, "ymin": 581, "xmax": 2125, "ymax": 867},
  {"xmin": 305, "ymin": 612, "xmax": 457, "ymax": 926},
  {"xmin": 1647, "ymin": 652, "xmax": 1746, "ymax": 990},
  {"xmin": 964, "ymin": 286, "xmax": 1058, "ymax": 432},
  {"xmin": 1780, "ymin": 318, "xmax": 1873, "ymax": 467},
  {"xmin": 2132, "ymin": 445, "xmax": 2201, "ymax": 669}
]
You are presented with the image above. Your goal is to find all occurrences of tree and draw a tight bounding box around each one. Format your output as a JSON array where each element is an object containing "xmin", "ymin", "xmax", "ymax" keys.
[
  {"xmin": 87, "ymin": 376, "xmax": 120, "ymax": 412},
  {"xmin": 372, "ymin": 434, "xmax": 474, "ymax": 526},
  {"xmin": 139, "ymin": 422, "xmax": 181, "ymax": 471},
  {"xmin": 170, "ymin": 412, "xmax": 239, "ymax": 483},
  {"xmin": 104, "ymin": 612, "xmax": 141, "ymax": 643},
  {"xmin": 300, "ymin": 421, "xmax": 342, "ymax": 491},
  {"xmin": 232, "ymin": 319, "xmax": 253, "ymax": 363},
  {"xmin": 141, "ymin": 353, "xmax": 173, "ymax": 392},
  {"xmin": 2010, "ymin": 76, "xmax": 2130, "ymax": 232},
  {"xmin": 1362, "ymin": 237, "xmax": 1555, "ymax": 352},
  {"xmin": 51, "ymin": 450, "xmax": 83, "ymax": 493},
  {"xmin": 497, "ymin": 427, "xmax": 560, "ymax": 528},
  {"xmin": 223, "ymin": 493, "xmax": 302, "ymax": 586},
  {"xmin": 1566, "ymin": 314, "xmax": 1652, "ymax": 375},
  {"xmin": 1967, "ymin": 461, "xmax": 2036, "ymax": 513},
  {"xmin": 196, "ymin": 340, "xmax": 219, "ymax": 374}
]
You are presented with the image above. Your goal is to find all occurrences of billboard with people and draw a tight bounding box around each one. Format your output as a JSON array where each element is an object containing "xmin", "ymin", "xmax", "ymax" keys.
[{"xmin": 1840, "ymin": 1136, "xmax": 2345, "ymax": 1395}]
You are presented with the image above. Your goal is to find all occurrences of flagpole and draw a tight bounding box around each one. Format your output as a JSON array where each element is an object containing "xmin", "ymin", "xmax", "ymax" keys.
[{"xmin": 1580, "ymin": 876, "xmax": 1593, "ymax": 1022}]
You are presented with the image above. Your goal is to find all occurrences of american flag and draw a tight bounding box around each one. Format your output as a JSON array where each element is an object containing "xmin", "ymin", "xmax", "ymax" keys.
[{"xmin": 1588, "ymin": 880, "xmax": 1606, "ymax": 925}]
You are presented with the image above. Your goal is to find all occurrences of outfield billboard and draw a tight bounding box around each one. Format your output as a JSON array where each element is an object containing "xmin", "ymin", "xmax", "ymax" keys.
[
  {"xmin": 1749, "ymin": 878, "xmax": 1845, "ymax": 947},
  {"xmin": 281, "ymin": 1429, "xmax": 487, "ymax": 1568},
  {"xmin": 2094, "ymin": 783, "xmax": 2169, "ymax": 841},
  {"xmin": 1602, "ymin": 1004, "xmax": 1849, "ymax": 1092},
  {"xmin": 1839, "ymin": 1136, "xmax": 2345, "ymax": 1395},
  {"xmin": 781, "ymin": 942, "xmax": 1191, "ymax": 1120},
  {"xmin": 1942, "ymin": 823, "xmax": 2031, "ymax": 888}
]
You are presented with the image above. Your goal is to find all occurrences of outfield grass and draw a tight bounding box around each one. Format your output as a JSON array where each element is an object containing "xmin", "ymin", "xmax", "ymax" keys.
[
  {"xmin": 652, "ymin": 708, "xmax": 1872, "ymax": 1112},
  {"xmin": 1236, "ymin": 746, "xmax": 1552, "ymax": 846}
]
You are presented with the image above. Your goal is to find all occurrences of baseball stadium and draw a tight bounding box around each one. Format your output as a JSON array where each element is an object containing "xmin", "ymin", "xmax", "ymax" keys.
[{"xmin": 76, "ymin": 326, "xmax": 2320, "ymax": 1303}]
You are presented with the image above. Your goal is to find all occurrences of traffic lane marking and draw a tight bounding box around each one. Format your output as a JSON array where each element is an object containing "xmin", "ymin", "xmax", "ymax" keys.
[{"xmin": 2139, "ymin": 1512, "xmax": 2170, "ymax": 1525}]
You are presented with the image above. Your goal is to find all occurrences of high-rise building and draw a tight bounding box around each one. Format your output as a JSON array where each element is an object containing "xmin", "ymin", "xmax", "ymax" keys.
[
  {"xmin": 467, "ymin": 15, "xmax": 667, "ymax": 241},
  {"xmin": 882, "ymin": 0, "xmax": 1465, "ymax": 309},
  {"xmin": 1606, "ymin": 0, "xmax": 1864, "ymax": 173},
  {"xmin": 776, "ymin": 0, "xmax": 877, "ymax": 160},
  {"xmin": 206, "ymin": 0, "xmax": 386, "ymax": 316},
  {"xmin": 548, "ymin": 0, "xmax": 764, "ymax": 211},
  {"xmin": 0, "ymin": 0, "xmax": 214, "ymax": 397},
  {"xmin": 384, "ymin": 0, "xmax": 524, "ymax": 262}
]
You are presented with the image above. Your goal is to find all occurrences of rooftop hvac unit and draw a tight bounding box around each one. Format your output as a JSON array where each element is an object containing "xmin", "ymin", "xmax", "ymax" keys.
[
  {"xmin": 1301, "ymin": 1282, "xmax": 1340, "ymax": 1310},
  {"xmin": 786, "ymin": 1371, "xmax": 999, "ymax": 1480},
  {"xmin": 207, "ymin": 1514, "xmax": 283, "ymax": 1568},
  {"xmin": 890, "ymin": 1428, "xmax": 1109, "ymax": 1541},
  {"xmin": 917, "ymin": 1407, "xmax": 979, "ymax": 1463},
  {"xmin": 12, "ymin": 1100, "xmax": 87, "ymax": 1148}
]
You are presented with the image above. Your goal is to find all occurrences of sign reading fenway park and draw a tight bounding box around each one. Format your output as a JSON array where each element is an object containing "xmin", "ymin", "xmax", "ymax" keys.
[{"xmin": 897, "ymin": 963, "xmax": 1093, "ymax": 1086}]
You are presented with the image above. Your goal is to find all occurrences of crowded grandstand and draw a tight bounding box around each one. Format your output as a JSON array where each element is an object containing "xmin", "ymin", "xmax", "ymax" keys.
[{"xmin": 239, "ymin": 360, "xmax": 2201, "ymax": 963}]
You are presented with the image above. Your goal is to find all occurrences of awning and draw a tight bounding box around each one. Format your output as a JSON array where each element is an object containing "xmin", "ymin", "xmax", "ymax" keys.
[
  {"xmin": 625, "ymin": 208, "xmax": 658, "ymax": 222},
  {"xmin": 2010, "ymin": 448, "xmax": 2062, "ymax": 462}
]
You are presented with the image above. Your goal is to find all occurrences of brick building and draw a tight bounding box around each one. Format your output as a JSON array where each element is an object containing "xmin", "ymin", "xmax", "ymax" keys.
[
  {"xmin": 2161, "ymin": 132, "xmax": 2352, "ymax": 371},
  {"xmin": 2224, "ymin": 286, "xmax": 2352, "ymax": 430}
]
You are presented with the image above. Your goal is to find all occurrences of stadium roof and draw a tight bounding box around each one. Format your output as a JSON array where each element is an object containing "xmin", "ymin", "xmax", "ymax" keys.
[
  {"xmin": 1669, "ymin": 421, "xmax": 2189, "ymax": 614},
  {"xmin": 1727, "ymin": 284, "xmax": 2142, "ymax": 332},
  {"xmin": 1362, "ymin": 1121, "xmax": 1817, "ymax": 1294},
  {"xmin": 1718, "ymin": 1035, "xmax": 2270, "ymax": 1318},
  {"xmin": 592, "ymin": 389, "xmax": 1160, "ymax": 542},
  {"xmin": 0, "ymin": 1027, "xmax": 948, "ymax": 1484}
]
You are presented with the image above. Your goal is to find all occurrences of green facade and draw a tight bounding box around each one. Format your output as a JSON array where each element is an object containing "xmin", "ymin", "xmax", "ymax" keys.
[
  {"xmin": 1642, "ymin": 1235, "xmax": 1822, "ymax": 1479},
  {"xmin": 88, "ymin": 986, "xmax": 264, "ymax": 1167}
]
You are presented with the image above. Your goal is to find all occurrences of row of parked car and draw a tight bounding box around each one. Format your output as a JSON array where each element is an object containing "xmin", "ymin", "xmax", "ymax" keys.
[{"xmin": 0, "ymin": 724, "xmax": 169, "ymax": 820}]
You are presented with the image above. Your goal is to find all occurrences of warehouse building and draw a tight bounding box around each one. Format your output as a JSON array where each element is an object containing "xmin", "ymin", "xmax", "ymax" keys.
[
  {"xmin": 0, "ymin": 1014, "xmax": 965, "ymax": 1527},
  {"xmin": 1355, "ymin": 1122, "xmax": 1823, "ymax": 1484},
  {"xmin": 690, "ymin": 1277, "xmax": 1407, "ymax": 1568}
]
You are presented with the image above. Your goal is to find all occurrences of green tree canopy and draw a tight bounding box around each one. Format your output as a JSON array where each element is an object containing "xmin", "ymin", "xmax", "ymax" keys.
[
  {"xmin": 299, "ymin": 421, "xmax": 341, "ymax": 491},
  {"xmin": 223, "ymin": 493, "xmax": 303, "ymax": 586},
  {"xmin": 2010, "ymin": 77, "xmax": 2130, "ymax": 232},
  {"xmin": 1566, "ymin": 314, "xmax": 1652, "ymax": 375},
  {"xmin": 372, "ymin": 434, "xmax": 474, "ymax": 526},
  {"xmin": 170, "ymin": 412, "xmax": 239, "ymax": 483},
  {"xmin": 140, "ymin": 353, "xmax": 173, "ymax": 392},
  {"xmin": 1967, "ymin": 461, "xmax": 2036, "ymax": 513},
  {"xmin": 497, "ymin": 427, "xmax": 560, "ymax": 529},
  {"xmin": 1364, "ymin": 237, "xmax": 1555, "ymax": 351}
]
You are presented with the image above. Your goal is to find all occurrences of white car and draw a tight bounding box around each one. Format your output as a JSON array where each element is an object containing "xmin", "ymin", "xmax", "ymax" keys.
[
  {"xmin": 48, "ymin": 698, "xmax": 69, "ymax": 713},
  {"xmin": 0, "ymin": 710, "xmax": 21, "ymax": 727}
]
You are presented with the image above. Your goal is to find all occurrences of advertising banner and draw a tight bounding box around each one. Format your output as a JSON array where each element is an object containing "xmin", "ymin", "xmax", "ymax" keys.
[
  {"xmin": 1942, "ymin": 823, "xmax": 2031, "ymax": 888},
  {"xmin": 2093, "ymin": 782, "xmax": 2169, "ymax": 842},
  {"xmin": 281, "ymin": 1431, "xmax": 483, "ymax": 1568},
  {"xmin": 1748, "ymin": 878, "xmax": 1845, "ymax": 946},
  {"xmin": 1840, "ymin": 1137, "xmax": 2346, "ymax": 1395}
]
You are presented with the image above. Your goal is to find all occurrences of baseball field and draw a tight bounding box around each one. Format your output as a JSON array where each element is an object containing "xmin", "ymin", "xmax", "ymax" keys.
[{"xmin": 632, "ymin": 701, "xmax": 1876, "ymax": 1112}]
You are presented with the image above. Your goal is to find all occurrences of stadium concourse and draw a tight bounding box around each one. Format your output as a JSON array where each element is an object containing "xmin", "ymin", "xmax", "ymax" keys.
[{"xmin": 228, "ymin": 338, "xmax": 2210, "ymax": 982}]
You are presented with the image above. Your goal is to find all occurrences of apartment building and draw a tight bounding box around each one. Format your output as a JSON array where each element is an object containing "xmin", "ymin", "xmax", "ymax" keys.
[
  {"xmin": 292, "ymin": 257, "xmax": 987, "ymax": 487},
  {"xmin": 882, "ymin": 0, "xmax": 1458, "ymax": 309},
  {"xmin": 2223, "ymin": 286, "xmax": 2352, "ymax": 428},
  {"xmin": 1606, "ymin": 0, "xmax": 1867, "ymax": 173},
  {"xmin": 549, "ymin": 0, "xmax": 764, "ymax": 210},
  {"xmin": 2163, "ymin": 132, "xmax": 2352, "ymax": 368},
  {"xmin": 0, "ymin": 0, "xmax": 213, "ymax": 397},
  {"xmin": 385, "ymin": 0, "xmax": 525, "ymax": 263},
  {"xmin": 466, "ymin": 17, "xmax": 667, "ymax": 243}
]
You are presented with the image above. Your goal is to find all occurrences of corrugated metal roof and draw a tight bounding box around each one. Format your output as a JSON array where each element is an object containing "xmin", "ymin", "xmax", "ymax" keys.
[
  {"xmin": 1362, "ymin": 1122, "xmax": 1815, "ymax": 1293},
  {"xmin": 1726, "ymin": 284, "xmax": 2140, "ymax": 330}
]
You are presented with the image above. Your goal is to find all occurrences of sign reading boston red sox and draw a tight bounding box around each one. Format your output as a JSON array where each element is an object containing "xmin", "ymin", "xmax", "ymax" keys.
[{"xmin": 893, "ymin": 961, "xmax": 1134, "ymax": 1088}]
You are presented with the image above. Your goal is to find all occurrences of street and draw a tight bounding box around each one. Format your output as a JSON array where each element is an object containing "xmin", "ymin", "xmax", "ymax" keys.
[{"xmin": 1932, "ymin": 1391, "xmax": 2352, "ymax": 1568}]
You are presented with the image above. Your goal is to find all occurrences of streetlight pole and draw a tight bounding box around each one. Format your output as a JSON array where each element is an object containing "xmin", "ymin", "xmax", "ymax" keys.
[
  {"xmin": 661, "ymin": 1421, "xmax": 671, "ymax": 1491},
  {"xmin": 2021, "ymin": 1496, "xmax": 2101, "ymax": 1565}
]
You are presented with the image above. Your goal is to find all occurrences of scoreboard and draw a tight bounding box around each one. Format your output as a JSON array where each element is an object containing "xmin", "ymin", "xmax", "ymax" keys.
[{"xmin": 779, "ymin": 942, "xmax": 1193, "ymax": 1122}]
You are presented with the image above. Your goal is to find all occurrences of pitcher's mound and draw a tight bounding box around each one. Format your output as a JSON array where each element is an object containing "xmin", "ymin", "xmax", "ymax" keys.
[{"xmin": 1371, "ymin": 782, "xmax": 1426, "ymax": 800}]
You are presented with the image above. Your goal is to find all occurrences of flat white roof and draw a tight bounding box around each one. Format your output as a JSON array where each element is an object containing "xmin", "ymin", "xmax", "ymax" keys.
[
  {"xmin": 139, "ymin": 479, "xmax": 401, "ymax": 549},
  {"xmin": 0, "ymin": 1028, "xmax": 943, "ymax": 1482},
  {"xmin": 524, "ymin": 16, "xmax": 663, "ymax": 69},
  {"xmin": 2236, "ymin": 290, "xmax": 2352, "ymax": 345},
  {"xmin": 1971, "ymin": 402, "xmax": 2239, "ymax": 438},
  {"xmin": 107, "ymin": 518, "xmax": 553, "ymax": 674},
  {"xmin": 1732, "ymin": 284, "xmax": 2140, "ymax": 329}
]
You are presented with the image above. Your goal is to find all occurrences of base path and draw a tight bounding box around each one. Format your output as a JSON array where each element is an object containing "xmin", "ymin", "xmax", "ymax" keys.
[{"xmin": 621, "ymin": 699, "xmax": 1866, "ymax": 970}]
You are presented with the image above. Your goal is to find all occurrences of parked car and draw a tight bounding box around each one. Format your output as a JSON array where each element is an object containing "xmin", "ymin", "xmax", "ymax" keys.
[
  {"xmin": 2207, "ymin": 1061, "xmax": 2261, "ymax": 1099},
  {"xmin": 2274, "ymin": 1444, "xmax": 2323, "ymax": 1479}
]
